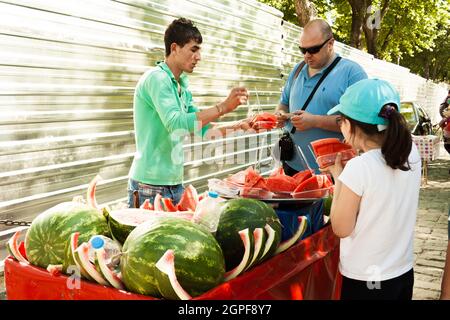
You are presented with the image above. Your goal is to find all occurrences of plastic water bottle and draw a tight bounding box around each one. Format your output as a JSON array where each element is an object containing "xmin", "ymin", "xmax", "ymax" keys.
[
  {"xmin": 193, "ymin": 191, "xmax": 223, "ymax": 234},
  {"xmin": 88, "ymin": 235, "xmax": 122, "ymax": 267}
]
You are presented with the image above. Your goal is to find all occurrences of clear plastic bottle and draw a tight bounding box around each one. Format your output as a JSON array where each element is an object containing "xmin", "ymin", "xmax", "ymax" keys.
[
  {"xmin": 193, "ymin": 191, "xmax": 223, "ymax": 233},
  {"xmin": 88, "ymin": 235, "xmax": 122, "ymax": 268}
]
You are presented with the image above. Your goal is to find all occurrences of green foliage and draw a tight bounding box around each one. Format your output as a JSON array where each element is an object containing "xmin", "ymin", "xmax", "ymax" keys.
[{"xmin": 257, "ymin": 0, "xmax": 449, "ymax": 82}]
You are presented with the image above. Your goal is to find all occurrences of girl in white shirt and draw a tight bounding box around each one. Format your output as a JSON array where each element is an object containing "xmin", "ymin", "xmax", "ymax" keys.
[{"xmin": 325, "ymin": 78, "xmax": 421, "ymax": 300}]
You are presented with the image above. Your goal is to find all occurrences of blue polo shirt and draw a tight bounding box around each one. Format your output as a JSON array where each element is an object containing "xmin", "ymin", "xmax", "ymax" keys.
[{"xmin": 281, "ymin": 55, "xmax": 367, "ymax": 171}]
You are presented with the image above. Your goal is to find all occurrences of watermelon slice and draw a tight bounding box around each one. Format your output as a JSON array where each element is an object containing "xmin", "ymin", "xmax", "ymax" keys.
[
  {"xmin": 75, "ymin": 242, "xmax": 109, "ymax": 286},
  {"xmin": 154, "ymin": 194, "xmax": 164, "ymax": 211},
  {"xmin": 245, "ymin": 228, "xmax": 265, "ymax": 271},
  {"xmin": 251, "ymin": 112, "xmax": 277, "ymax": 130},
  {"xmin": 292, "ymin": 175, "xmax": 331, "ymax": 198},
  {"xmin": 162, "ymin": 198, "xmax": 177, "ymax": 212},
  {"xmin": 266, "ymin": 175, "xmax": 298, "ymax": 193},
  {"xmin": 224, "ymin": 229, "xmax": 253, "ymax": 281},
  {"xmin": 47, "ymin": 264, "xmax": 63, "ymax": 276},
  {"xmin": 95, "ymin": 247, "xmax": 125, "ymax": 290},
  {"xmin": 140, "ymin": 199, "xmax": 154, "ymax": 210},
  {"xmin": 7, "ymin": 231, "xmax": 28, "ymax": 263},
  {"xmin": 259, "ymin": 224, "xmax": 277, "ymax": 263},
  {"xmin": 275, "ymin": 216, "xmax": 308, "ymax": 254},
  {"xmin": 177, "ymin": 185, "xmax": 199, "ymax": 211},
  {"xmin": 155, "ymin": 249, "xmax": 192, "ymax": 300},
  {"xmin": 292, "ymin": 169, "xmax": 314, "ymax": 186},
  {"xmin": 87, "ymin": 175, "xmax": 102, "ymax": 210}
]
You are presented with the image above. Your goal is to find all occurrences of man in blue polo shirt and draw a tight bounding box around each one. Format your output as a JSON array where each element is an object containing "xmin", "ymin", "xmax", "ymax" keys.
[
  {"xmin": 276, "ymin": 19, "xmax": 367, "ymax": 175},
  {"xmin": 274, "ymin": 19, "xmax": 367, "ymax": 240}
]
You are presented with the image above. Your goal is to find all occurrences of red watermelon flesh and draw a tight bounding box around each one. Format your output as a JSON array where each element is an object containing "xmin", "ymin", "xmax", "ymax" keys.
[
  {"xmin": 292, "ymin": 169, "xmax": 314, "ymax": 186},
  {"xmin": 244, "ymin": 168, "xmax": 264, "ymax": 188},
  {"xmin": 270, "ymin": 167, "xmax": 285, "ymax": 177},
  {"xmin": 251, "ymin": 112, "xmax": 277, "ymax": 130},
  {"xmin": 293, "ymin": 175, "xmax": 323, "ymax": 193},
  {"xmin": 311, "ymin": 138, "xmax": 353, "ymax": 157},
  {"xmin": 177, "ymin": 185, "xmax": 199, "ymax": 211},
  {"xmin": 266, "ymin": 176, "xmax": 298, "ymax": 192}
]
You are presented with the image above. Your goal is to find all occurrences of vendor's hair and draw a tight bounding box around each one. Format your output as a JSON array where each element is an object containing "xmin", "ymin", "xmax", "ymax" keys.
[
  {"xmin": 342, "ymin": 103, "xmax": 412, "ymax": 171},
  {"xmin": 164, "ymin": 18, "xmax": 202, "ymax": 56}
]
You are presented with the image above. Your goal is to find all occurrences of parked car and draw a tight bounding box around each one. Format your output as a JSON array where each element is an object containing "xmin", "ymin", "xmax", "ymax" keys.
[{"xmin": 400, "ymin": 101, "xmax": 433, "ymax": 135}]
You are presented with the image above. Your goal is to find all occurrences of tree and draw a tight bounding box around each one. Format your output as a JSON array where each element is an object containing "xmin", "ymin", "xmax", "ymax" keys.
[{"xmin": 295, "ymin": 0, "xmax": 318, "ymax": 27}]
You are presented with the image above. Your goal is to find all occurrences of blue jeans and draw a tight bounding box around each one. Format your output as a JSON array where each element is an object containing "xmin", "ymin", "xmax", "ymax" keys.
[{"xmin": 127, "ymin": 179, "xmax": 184, "ymax": 208}]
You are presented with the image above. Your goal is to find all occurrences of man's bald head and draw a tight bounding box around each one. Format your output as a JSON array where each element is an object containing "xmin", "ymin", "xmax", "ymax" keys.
[{"xmin": 304, "ymin": 19, "xmax": 333, "ymax": 41}]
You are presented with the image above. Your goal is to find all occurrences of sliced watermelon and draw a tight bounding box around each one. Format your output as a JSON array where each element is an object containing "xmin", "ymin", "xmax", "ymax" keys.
[
  {"xmin": 87, "ymin": 175, "xmax": 102, "ymax": 210},
  {"xmin": 154, "ymin": 194, "xmax": 164, "ymax": 211},
  {"xmin": 95, "ymin": 247, "xmax": 125, "ymax": 290},
  {"xmin": 260, "ymin": 224, "xmax": 277, "ymax": 263},
  {"xmin": 177, "ymin": 185, "xmax": 199, "ymax": 212},
  {"xmin": 140, "ymin": 199, "xmax": 154, "ymax": 210},
  {"xmin": 293, "ymin": 175, "xmax": 323, "ymax": 193},
  {"xmin": 69, "ymin": 232, "xmax": 93, "ymax": 280},
  {"xmin": 75, "ymin": 242, "xmax": 109, "ymax": 286},
  {"xmin": 270, "ymin": 167, "xmax": 285, "ymax": 177},
  {"xmin": 155, "ymin": 249, "xmax": 192, "ymax": 300},
  {"xmin": 292, "ymin": 169, "xmax": 314, "ymax": 186},
  {"xmin": 266, "ymin": 175, "xmax": 298, "ymax": 193},
  {"xmin": 244, "ymin": 168, "xmax": 264, "ymax": 188},
  {"xmin": 7, "ymin": 231, "xmax": 28, "ymax": 263},
  {"xmin": 47, "ymin": 264, "xmax": 63, "ymax": 276},
  {"xmin": 245, "ymin": 228, "xmax": 265, "ymax": 271},
  {"xmin": 163, "ymin": 198, "xmax": 177, "ymax": 212},
  {"xmin": 224, "ymin": 229, "xmax": 253, "ymax": 282},
  {"xmin": 275, "ymin": 216, "xmax": 308, "ymax": 254}
]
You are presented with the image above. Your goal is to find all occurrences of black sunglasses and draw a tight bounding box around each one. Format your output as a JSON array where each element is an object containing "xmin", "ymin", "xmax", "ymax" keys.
[{"xmin": 299, "ymin": 37, "xmax": 332, "ymax": 55}]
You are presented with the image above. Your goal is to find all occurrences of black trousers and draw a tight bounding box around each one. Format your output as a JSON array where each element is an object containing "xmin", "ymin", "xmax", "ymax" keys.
[{"xmin": 340, "ymin": 268, "xmax": 414, "ymax": 300}]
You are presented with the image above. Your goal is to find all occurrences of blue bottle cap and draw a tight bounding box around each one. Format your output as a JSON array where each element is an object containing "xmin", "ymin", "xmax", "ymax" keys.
[
  {"xmin": 91, "ymin": 236, "xmax": 104, "ymax": 249},
  {"xmin": 208, "ymin": 191, "xmax": 219, "ymax": 198}
]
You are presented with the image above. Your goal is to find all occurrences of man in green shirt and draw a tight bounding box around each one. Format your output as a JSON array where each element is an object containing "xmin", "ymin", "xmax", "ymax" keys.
[{"xmin": 127, "ymin": 18, "xmax": 250, "ymax": 208}]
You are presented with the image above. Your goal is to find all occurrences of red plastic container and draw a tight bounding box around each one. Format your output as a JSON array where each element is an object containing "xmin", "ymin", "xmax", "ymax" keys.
[{"xmin": 4, "ymin": 225, "xmax": 341, "ymax": 300}]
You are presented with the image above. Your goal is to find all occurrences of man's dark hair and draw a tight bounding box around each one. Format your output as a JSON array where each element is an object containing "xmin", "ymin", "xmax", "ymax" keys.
[{"xmin": 164, "ymin": 18, "xmax": 202, "ymax": 57}]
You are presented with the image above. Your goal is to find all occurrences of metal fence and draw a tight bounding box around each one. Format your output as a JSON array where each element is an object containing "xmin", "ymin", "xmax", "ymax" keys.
[{"xmin": 0, "ymin": 0, "xmax": 448, "ymax": 248}]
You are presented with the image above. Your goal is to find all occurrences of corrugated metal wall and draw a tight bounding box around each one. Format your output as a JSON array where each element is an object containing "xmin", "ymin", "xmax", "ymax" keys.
[{"xmin": 0, "ymin": 1, "xmax": 447, "ymax": 243}]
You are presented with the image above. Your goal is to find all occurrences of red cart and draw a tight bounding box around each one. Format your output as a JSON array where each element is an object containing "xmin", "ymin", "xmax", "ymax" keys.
[{"xmin": 4, "ymin": 224, "xmax": 340, "ymax": 300}]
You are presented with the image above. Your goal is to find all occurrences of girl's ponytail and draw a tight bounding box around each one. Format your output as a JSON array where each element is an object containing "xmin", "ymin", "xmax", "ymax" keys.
[{"xmin": 379, "ymin": 104, "xmax": 412, "ymax": 171}]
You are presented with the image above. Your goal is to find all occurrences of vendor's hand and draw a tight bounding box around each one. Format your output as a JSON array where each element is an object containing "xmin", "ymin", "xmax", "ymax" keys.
[
  {"xmin": 291, "ymin": 110, "xmax": 317, "ymax": 131},
  {"xmin": 320, "ymin": 152, "xmax": 344, "ymax": 179},
  {"xmin": 221, "ymin": 87, "xmax": 249, "ymax": 114},
  {"xmin": 275, "ymin": 111, "xmax": 289, "ymax": 128}
]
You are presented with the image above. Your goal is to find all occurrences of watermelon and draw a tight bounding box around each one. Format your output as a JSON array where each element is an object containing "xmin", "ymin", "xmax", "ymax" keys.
[
  {"xmin": 155, "ymin": 250, "xmax": 192, "ymax": 300},
  {"xmin": 251, "ymin": 112, "xmax": 277, "ymax": 130},
  {"xmin": 7, "ymin": 231, "xmax": 28, "ymax": 263},
  {"xmin": 177, "ymin": 185, "xmax": 199, "ymax": 211},
  {"xmin": 275, "ymin": 216, "xmax": 308, "ymax": 254},
  {"xmin": 120, "ymin": 216, "xmax": 225, "ymax": 298},
  {"xmin": 24, "ymin": 201, "xmax": 110, "ymax": 271},
  {"xmin": 104, "ymin": 208, "xmax": 193, "ymax": 244},
  {"xmin": 215, "ymin": 198, "xmax": 282, "ymax": 271},
  {"xmin": 266, "ymin": 175, "xmax": 298, "ymax": 192},
  {"xmin": 292, "ymin": 169, "xmax": 314, "ymax": 185},
  {"xmin": 223, "ymin": 229, "xmax": 253, "ymax": 281},
  {"xmin": 292, "ymin": 175, "xmax": 330, "ymax": 198}
]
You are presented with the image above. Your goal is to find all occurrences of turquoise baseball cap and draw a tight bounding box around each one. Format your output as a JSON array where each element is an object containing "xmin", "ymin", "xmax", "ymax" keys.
[{"xmin": 327, "ymin": 78, "xmax": 401, "ymax": 125}]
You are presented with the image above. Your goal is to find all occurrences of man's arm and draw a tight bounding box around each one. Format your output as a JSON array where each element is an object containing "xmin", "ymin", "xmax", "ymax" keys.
[{"xmin": 291, "ymin": 111, "xmax": 341, "ymax": 132}]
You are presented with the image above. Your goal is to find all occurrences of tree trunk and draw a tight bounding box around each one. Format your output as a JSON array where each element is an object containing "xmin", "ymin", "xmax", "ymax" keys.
[
  {"xmin": 362, "ymin": 0, "xmax": 390, "ymax": 58},
  {"xmin": 295, "ymin": 0, "xmax": 317, "ymax": 27},
  {"xmin": 348, "ymin": 0, "xmax": 369, "ymax": 49}
]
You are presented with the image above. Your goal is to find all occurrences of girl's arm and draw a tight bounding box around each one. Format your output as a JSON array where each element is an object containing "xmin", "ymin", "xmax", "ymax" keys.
[
  {"xmin": 329, "ymin": 179, "xmax": 361, "ymax": 238},
  {"xmin": 323, "ymin": 152, "xmax": 362, "ymax": 238}
]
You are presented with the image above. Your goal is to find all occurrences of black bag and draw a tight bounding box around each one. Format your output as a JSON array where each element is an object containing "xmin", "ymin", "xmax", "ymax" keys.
[
  {"xmin": 278, "ymin": 57, "xmax": 342, "ymax": 161},
  {"xmin": 279, "ymin": 130, "xmax": 295, "ymax": 161}
]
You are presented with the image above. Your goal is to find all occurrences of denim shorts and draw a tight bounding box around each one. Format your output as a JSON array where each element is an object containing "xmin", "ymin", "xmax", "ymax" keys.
[{"xmin": 127, "ymin": 178, "xmax": 184, "ymax": 209}]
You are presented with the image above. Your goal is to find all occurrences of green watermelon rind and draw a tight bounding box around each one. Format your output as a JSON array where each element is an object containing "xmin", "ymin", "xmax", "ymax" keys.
[
  {"xmin": 215, "ymin": 198, "xmax": 282, "ymax": 271},
  {"xmin": 120, "ymin": 216, "xmax": 225, "ymax": 298},
  {"xmin": 24, "ymin": 202, "xmax": 110, "ymax": 271}
]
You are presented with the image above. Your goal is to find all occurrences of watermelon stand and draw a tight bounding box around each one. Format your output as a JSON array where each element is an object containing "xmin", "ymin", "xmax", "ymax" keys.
[{"xmin": 4, "ymin": 224, "xmax": 341, "ymax": 300}]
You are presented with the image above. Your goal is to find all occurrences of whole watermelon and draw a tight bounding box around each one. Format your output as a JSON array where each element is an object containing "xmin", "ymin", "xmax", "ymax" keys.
[
  {"xmin": 25, "ymin": 201, "xmax": 110, "ymax": 271},
  {"xmin": 120, "ymin": 216, "xmax": 225, "ymax": 299},
  {"xmin": 215, "ymin": 198, "xmax": 282, "ymax": 271}
]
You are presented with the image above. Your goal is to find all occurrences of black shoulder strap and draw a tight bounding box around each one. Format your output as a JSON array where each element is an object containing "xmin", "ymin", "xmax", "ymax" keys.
[{"xmin": 290, "ymin": 56, "xmax": 342, "ymax": 134}]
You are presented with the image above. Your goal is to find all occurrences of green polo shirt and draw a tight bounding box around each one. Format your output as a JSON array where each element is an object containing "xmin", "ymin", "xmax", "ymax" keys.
[{"xmin": 129, "ymin": 62, "xmax": 209, "ymax": 185}]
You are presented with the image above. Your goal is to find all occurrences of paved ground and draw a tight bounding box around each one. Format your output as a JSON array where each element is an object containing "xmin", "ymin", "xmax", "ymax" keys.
[
  {"xmin": 412, "ymin": 154, "xmax": 450, "ymax": 300},
  {"xmin": 1, "ymin": 145, "xmax": 449, "ymax": 300}
]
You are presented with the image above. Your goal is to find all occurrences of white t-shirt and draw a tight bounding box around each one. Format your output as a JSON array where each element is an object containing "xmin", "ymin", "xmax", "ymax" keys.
[{"xmin": 337, "ymin": 143, "xmax": 421, "ymax": 281}]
